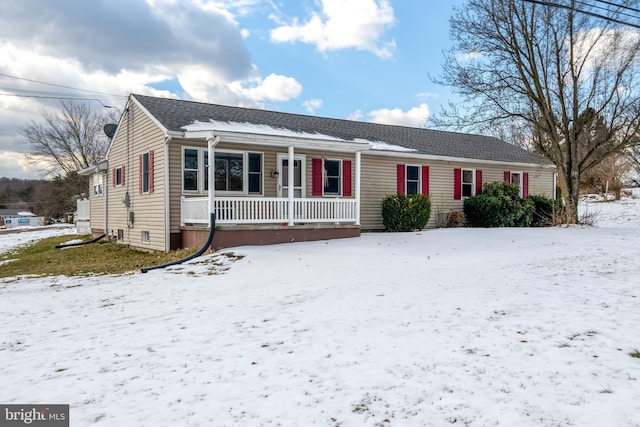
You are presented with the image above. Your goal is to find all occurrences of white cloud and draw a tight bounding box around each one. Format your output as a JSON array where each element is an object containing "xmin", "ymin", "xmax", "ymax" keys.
[
  {"xmin": 347, "ymin": 109, "xmax": 364, "ymax": 121},
  {"xmin": 0, "ymin": 151, "xmax": 41, "ymax": 179},
  {"xmin": 228, "ymin": 73, "xmax": 303, "ymax": 103},
  {"xmin": 302, "ymin": 98, "xmax": 323, "ymax": 114},
  {"xmin": 270, "ymin": 0, "xmax": 396, "ymax": 58},
  {"xmin": 0, "ymin": 0, "xmax": 304, "ymax": 172},
  {"xmin": 366, "ymin": 103, "xmax": 431, "ymax": 127}
]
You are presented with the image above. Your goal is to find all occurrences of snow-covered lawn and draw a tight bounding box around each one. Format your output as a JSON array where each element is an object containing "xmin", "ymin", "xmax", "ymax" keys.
[{"xmin": 1, "ymin": 196, "xmax": 639, "ymax": 426}]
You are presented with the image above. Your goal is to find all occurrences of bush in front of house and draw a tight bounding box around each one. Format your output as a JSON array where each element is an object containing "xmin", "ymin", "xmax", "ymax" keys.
[
  {"xmin": 382, "ymin": 194, "xmax": 432, "ymax": 231},
  {"xmin": 527, "ymin": 194, "xmax": 558, "ymax": 226},
  {"xmin": 463, "ymin": 181, "xmax": 534, "ymax": 227}
]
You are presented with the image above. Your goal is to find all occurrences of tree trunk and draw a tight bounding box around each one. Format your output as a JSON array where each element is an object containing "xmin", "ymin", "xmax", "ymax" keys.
[{"xmin": 559, "ymin": 169, "xmax": 580, "ymax": 224}]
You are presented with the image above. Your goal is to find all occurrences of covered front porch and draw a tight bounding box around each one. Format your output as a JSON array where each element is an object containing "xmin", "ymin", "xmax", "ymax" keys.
[{"xmin": 173, "ymin": 134, "xmax": 366, "ymax": 249}]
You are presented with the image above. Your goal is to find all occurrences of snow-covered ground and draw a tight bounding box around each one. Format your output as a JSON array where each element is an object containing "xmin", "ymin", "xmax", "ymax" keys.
[{"xmin": 1, "ymin": 194, "xmax": 639, "ymax": 426}]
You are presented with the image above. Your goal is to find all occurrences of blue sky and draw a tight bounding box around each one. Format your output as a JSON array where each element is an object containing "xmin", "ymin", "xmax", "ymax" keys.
[{"xmin": 0, "ymin": 0, "xmax": 465, "ymax": 179}]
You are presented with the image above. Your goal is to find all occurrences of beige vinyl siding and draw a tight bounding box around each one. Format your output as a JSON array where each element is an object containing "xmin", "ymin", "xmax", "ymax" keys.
[
  {"xmin": 360, "ymin": 152, "xmax": 556, "ymax": 230},
  {"xmin": 107, "ymin": 102, "xmax": 167, "ymax": 251}
]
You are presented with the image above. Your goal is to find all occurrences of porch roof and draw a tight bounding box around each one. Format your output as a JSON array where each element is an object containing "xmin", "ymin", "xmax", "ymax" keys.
[{"xmin": 132, "ymin": 94, "xmax": 553, "ymax": 166}]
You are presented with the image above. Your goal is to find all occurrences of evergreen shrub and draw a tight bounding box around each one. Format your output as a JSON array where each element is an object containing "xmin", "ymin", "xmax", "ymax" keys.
[
  {"xmin": 527, "ymin": 194, "xmax": 558, "ymax": 226},
  {"xmin": 463, "ymin": 181, "xmax": 534, "ymax": 227},
  {"xmin": 382, "ymin": 194, "xmax": 432, "ymax": 232}
]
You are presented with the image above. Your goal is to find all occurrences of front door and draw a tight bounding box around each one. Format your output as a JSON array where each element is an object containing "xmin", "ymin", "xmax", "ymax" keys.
[{"xmin": 277, "ymin": 154, "xmax": 305, "ymax": 198}]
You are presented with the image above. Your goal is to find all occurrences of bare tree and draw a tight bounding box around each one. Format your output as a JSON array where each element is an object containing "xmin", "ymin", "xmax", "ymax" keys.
[
  {"xmin": 581, "ymin": 151, "xmax": 633, "ymax": 199},
  {"xmin": 434, "ymin": 0, "xmax": 640, "ymax": 222},
  {"xmin": 18, "ymin": 100, "xmax": 116, "ymax": 176}
]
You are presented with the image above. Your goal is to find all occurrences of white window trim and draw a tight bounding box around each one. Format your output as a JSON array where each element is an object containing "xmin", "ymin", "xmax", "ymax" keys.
[
  {"xmin": 142, "ymin": 152, "xmax": 151, "ymax": 194},
  {"xmin": 323, "ymin": 158, "xmax": 343, "ymax": 197},
  {"xmin": 461, "ymin": 168, "xmax": 476, "ymax": 198},
  {"xmin": 115, "ymin": 166, "xmax": 123, "ymax": 187},
  {"xmin": 510, "ymin": 171, "xmax": 523, "ymax": 197},
  {"xmin": 405, "ymin": 164, "xmax": 422, "ymax": 195},
  {"xmin": 93, "ymin": 173, "xmax": 104, "ymax": 196},
  {"xmin": 141, "ymin": 230, "xmax": 150, "ymax": 244},
  {"xmin": 276, "ymin": 153, "xmax": 306, "ymax": 198},
  {"xmin": 214, "ymin": 149, "xmax": 264, "ymax": 196},
  {"xmin": 182, "ymin": 146, "xmax": 202, "ymax": 194},
  {"xmin": 247, "ymin": 152, "xmax": 264, "ymax": 195}
]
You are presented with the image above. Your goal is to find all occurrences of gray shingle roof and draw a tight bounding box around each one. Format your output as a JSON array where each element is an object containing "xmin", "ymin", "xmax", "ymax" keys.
[{"xmin": 133, "ymin": 94, "xmax": 552, "ymax": 166}]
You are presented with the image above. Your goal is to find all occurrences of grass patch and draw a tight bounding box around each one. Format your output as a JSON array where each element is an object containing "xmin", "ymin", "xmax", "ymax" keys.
[
  {"xmin": 631, "ymin": 349, "xmax": 640, "ymax": 359},
  {"xmin": 0, "ymin": 235, "xmax": 197, "ymax": 278}
]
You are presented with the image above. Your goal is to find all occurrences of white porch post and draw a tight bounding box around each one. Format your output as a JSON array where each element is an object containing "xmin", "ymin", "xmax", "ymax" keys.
[
  {"xmin": 355, "ymin": 151, "xmax": 361, "ymax": 226},
  {"xmin": 207, "ymin": 136, "xmax": 219, "ymax": 227},
  {"xmin": 288, "ymin": 145, "xmax": 295, "ymax": 226}
]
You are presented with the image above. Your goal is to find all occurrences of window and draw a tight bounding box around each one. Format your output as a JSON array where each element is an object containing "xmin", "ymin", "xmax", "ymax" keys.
[
  {"xmin": 462, "ymin": 169, "xmax": 475, "ymax": 198},
  {"xmin": 397, "ymin": 164, "xmax": 429, "ymax": 195},
  {"xmin": 511, "ymin": 172, "xmax": 522, "ymax": 197},
  {"xmin": 93, "ymin": 173, "xmax": 103, "ymax": 196},
  {"xmin": 454, "ymin": 168, "xmax": 481, "ymax": 200},
  {"xmin": 183, "ymin": 148, "xmax": 199, "ymax": 191},
  {"xmin": 183, "ymin": 148, "xmax": 262, "ymax": 195},
  {"xmin": 406, "ymin": 165, "xmax": 420, "ymax": 195},
  {"xmin": 117, "ymin": 229, "xmax": 124, "ymax": 240},
  {"xmin": 115, "ymin": 167, "xmax": 123, "ymax": 186},
  {"xmin": 140, "ymin": 151, "xmax": 153, "ymax": 194},
  {"xmin": 505, "ymin": 171, "xmax": 528, "ymax": 197},
  {"xmin": 312, "ymin": 158, "xmax": 351, "ymax": 197},
  {"xmin": 324, "ymin": 159, "xmax": 341, "ymax": 195},
  {"xmin": 215, "ymin": 152, "xmax": 243, "ymax": 191},
  {"xmin": 142, "ymin": 153, "xmax": 150, "ymax": 193},
  {"xmin": 248, "ymin": 153, "xmax": 262, "ymax": 194},
  {"xmin": 141, "ymin": 230, "xmax": 150, "ymax": 244}
]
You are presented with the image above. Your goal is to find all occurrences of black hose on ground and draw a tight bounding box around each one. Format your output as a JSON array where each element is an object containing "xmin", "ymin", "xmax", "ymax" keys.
[
  {"xmin": 55, "ymin": 233, "xmax": 106, "ymax": 249},
  {"xmin": 141, "ymin": 213, "xmax": 216, "ymax": 273}
]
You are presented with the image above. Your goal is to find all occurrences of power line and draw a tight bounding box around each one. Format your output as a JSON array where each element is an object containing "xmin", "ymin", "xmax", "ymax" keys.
[
  {"xmin": 0, "ymin": 72, "xmax": 124, "ymax": 98},
  {"xmin": 575, "ymin": 0, "xmax": 640, "ymax": 20},
  {"xmin": 0, "ymin": 92, "xmax": 124, "ymax": 103},
  {"xmin": 592, "ymin": 0, "xmax": 640, "ymax": 15},
  {"xmin": 521, "ymin": 0, "xmax": 640, "ymax": 29}
]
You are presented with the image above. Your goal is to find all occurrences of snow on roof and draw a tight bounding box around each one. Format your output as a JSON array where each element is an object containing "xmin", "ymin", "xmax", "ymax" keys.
[
  {"xmin": 16, "ymin": 211, "xmax": 36, "ymax": 216},
  {"xmin": 182, "ymin": 120, "xmax": 349, "ymax": 142},
  {"xmin": 357, "ymin": 139, "xmax": 417, "ymax": 153},
  {"xmin": 182, "ymin": 120, "xmax": 415, "ymax": 152}
]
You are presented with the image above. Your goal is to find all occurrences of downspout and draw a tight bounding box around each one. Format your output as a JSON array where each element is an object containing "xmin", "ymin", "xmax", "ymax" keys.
[
  {"xmin": 208, "ymin": 136, "xmax": 220, "ymax": 226},
  {"xmin": 164, "ymin": 134, "xmax": 172, "ymax": 252}
]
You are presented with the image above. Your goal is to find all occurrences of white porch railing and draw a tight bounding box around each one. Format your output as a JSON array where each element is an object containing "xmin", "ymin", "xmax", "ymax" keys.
[{"xmin": 181, "ymin": 196, "xmax": 358, "ymax": 225}]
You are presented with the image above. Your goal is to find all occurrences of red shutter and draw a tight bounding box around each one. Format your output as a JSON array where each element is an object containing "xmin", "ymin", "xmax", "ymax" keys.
[
  {"xmin": 312, "ymin": 158, "xmax": 323, "ymax": 196},
  {"xmin": 342, "ymin": 160, "xmax": 352, "ymax": 197},
  {"xmin": 139, "ymin": 155, "xmax": 143, "ymax": 194},
  {"xmin": 421, "ymin": 166, "xmax": 429, "ymax": 196},
  {"xmin": 504, "ymin": 171, "xmax": 511, "ymax": 183},
  {"xmin": 112, "ymin": 168, "xmax": 116, "ymax": 187},
  {"xmin": 149, "ymin": 150, "xmax": 155, "ymax": 193},
  {"xmin": 523, "ymin": 172, "xmax": 529, "ymax": 198},
  {"xmin": 453, "ymin": 168, "xmax": 461, "ymax": 200},
  {"xmin": 396, "ymin": 164, "xmax": 405, "ymax": 195},
  {"xmin": 122, "ymin": 165, "xmax": 125, "ymax": 186},
  {"xmin": 476, "ymin": 170, "xmax": 483, "ymax": 195}
]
